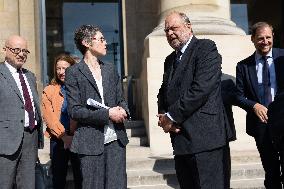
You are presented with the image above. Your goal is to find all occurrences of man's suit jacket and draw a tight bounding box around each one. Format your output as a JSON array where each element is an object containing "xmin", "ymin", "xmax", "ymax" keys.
[
  {"xmin": 236, "ymin": 48, "xmax": 284, "ymax": 137},
  {"xmin": 158, "ymin": 36, "xmax": 232, "ymax": 155},
  {"xmin": 0, "ymin": 63, "xmax": 43, "ymax": 156},
  {"xmin": 221, "ymin": 73, "xmax": 238, "ymax": 142},
  {"xmin": 65, "ymin": 60, "xmax": 129, "ymax": 156}
]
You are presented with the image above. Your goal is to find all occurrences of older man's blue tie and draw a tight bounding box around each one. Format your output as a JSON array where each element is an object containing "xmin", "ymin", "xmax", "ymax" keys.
[
  {"xmin": 18, "ymin": 69, "xmax": 35, "ymax": 130},
  {"xmin": 173, "ymin": 50, "xmax": 182, "ymax": 72},
  {"xmin": 262, "ymin": 56, "xmax": 272, "ymax": 107}
]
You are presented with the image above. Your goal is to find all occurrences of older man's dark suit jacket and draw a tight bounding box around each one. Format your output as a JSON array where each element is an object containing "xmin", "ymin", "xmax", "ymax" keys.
[
  {"xmin": 236, "ymin": 48, "xmax": 284, "ymax": 138},
  {"xmin": 158, "ymin": 36, "xmax": 232, "ymax": 155},
  {"xmin": 65, "ymin": 60, "xmax": 129, "ymax": 155},
  {"xmin": 0, "ymin": 63, "xmax": 44, "ymax": 156}
]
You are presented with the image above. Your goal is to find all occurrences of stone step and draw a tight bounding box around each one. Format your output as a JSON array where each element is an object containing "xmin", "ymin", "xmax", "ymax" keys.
[
  {"xmin": 126, "ymin": 163, "xmax": 264, "ymax": 187},
  {"xmin": 231, "ymin": 178, "xmax": 265, "ymax": 189},
  {"xmin": 126, "ymin": 126, "xmax": 146, "ymax": 137},
  {"xmin": 127, "ymin": 184, "xmax": 179, "ymax": 189},
  {"xmin": 127, "ymin": 167, "xmax": 265, "ymax": 189},
  {"xmin": 127, "ymin": 179, "xmax": 265, "ymax": 189},
  {"xmin": 128, "ymin": 136, "xmax": 148, "ymax": 146},
  {"xmin": 42, "ymin": 155, "xmax": 266, "ymax": 189},
  {"xmin": 231, "ymin": 163, "xmax": 264, "ymax": 180},
  {"xmin": 127, "ymin": 157, "xmax": 174, "ymax": 171},
  {"xmin": 124, "ymin": 120, "xmax": 144, "ymax": 129},
  {"xmin": 65, "ymin": 178, "xmax": 265, "ymax": 189},
  {"xmin": 231, "ymin": 150, "xmax": 261, "ymax": 164},
  {"xmin": 127, "ymin": 168, "xmax": 178, "ymax": 186},
  {"xmin": 126, "ymin": 145, "xmax": 151, "ymax": 159},
  {"xmin": 125, "ymin": 148, "xmax": 264, "ymax": 189},
  {"xmin": 126, "ymin": 158, "xmax": 264, "ymax": 179}
]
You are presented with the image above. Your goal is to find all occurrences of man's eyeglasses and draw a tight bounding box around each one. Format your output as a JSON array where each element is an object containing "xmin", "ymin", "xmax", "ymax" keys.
[
  {"xmin": 5, "ymin": 46, "xmax": 30, "ymax": 55},
  {"xmin": 92, "ymin": 37, "xmax": 106, "ymax": 43}
]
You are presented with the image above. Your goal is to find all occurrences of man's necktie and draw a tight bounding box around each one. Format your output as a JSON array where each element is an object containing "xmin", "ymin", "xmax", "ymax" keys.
[
  {"xmin": 18, "ymin": 69, "xmax": 35, "ymax": 130},
  {"xmin": 173, "ymin": 50, "xmax": 182, "ymax": 72},
  {"xmin": 262, "ymin": 56, "xmax": 272, "ymax": 107}
]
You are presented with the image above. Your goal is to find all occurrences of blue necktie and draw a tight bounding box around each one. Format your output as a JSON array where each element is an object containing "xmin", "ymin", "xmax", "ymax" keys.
[
  {"xmin": 173, "ymin": 51, "xmax": 182, "ymax": 70},
  {"xmin": 262, "ymin": 56, "xmax": 272, "ymax": 107}
]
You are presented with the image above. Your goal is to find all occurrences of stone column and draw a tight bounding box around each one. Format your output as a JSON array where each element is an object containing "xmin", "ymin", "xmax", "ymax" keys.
[
  {"xmin": 152, "ymin": 0, "xmax": 245, "ymax": 36},
  {"xmin": 140, "ymin": 0, "xmax": 256, "ymax": 156}
]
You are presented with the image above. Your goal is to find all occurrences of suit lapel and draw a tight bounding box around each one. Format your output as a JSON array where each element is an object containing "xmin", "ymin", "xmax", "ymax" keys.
[
  {"xmin": 77, "ymin": 61, "xmax": 101, "ymax": 99},
  {"xmin": 247, "ymin": 54, "xmax": 260, "ymax": 101},
  {"xmin": 168, "ymin": 36, "xmax": 198, "ymax": 88},
  {"xmin": 166, "ymin": 53, "xmax": 175, "ymax": 83},
  {"xmin": 272, "ymin": 48, "xmax": 284, "ymax": 94},
  {"xmin": 0, "ymin": 63, "xmax": 23, "ymax": 103}
]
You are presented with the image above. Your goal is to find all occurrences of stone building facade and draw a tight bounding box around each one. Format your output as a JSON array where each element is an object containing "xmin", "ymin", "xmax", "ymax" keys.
[{"xmin": 0, "ymin": 0, "xmax": 283, "ymax": 155}]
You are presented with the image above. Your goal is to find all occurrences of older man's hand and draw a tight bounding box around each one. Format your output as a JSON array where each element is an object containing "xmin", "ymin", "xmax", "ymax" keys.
[{"xmin": 157, "ymin": 114, "xmax": 180, "ymax": 133}]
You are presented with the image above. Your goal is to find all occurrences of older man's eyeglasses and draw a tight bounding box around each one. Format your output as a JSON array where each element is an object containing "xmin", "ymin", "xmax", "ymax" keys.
[
  {"xmin": 92, "ymin": 37, "xmax": 106, "ymax": 43},
  {"xmin": 5, "ymin": 46, "xmax": 30, "ymax": 55}
]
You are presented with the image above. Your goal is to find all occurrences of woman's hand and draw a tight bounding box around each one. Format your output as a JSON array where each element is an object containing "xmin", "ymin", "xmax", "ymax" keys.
[
  {"xmin": 62, "ymin": 134, "xmax": 73, "ymax": 149},
  {"xmin": 109, "ymin": 106, "xmax": 127, "ymax": 123}
]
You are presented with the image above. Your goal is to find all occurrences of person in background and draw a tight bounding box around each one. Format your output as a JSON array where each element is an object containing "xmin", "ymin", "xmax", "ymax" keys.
[
  {"xmin": 236, "ymin": 22, "xmax": 284, "ymax": 188},
  {"xmin": 221, "ymin": 73, "xmax": 238, "ymax": 188},
  {"xmin": 42, "ymin": 54, "xmax": 81, "ymax": 189},
  {"xmin": 0, "ymin": 35, "xmax": 44, "ymax": 189},
  {"xmin": 221, "ymin": 73, "xmax": 238, "ymax": 143},
  {"xmin": 65, "ymin": 25, "xmax": 129, "ymax": 189}
]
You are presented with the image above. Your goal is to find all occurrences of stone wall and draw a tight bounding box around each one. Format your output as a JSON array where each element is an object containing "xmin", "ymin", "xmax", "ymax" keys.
[
  {"xmin": 124, "ymin": 0, "xmax": 159, "ymax": 78},
  {"xmin": 0, "ymin": 0, "xmax": 41, "ymax": 84}
]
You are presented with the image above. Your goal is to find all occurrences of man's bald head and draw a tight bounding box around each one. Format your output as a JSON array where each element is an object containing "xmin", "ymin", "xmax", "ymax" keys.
[
  {"xmin": 3, "ymin": 35, "xmax": 29, "ymax": 69},
  {"xmin": 5, "ymin": 35, "xmax": 27, "ymax": 48}
]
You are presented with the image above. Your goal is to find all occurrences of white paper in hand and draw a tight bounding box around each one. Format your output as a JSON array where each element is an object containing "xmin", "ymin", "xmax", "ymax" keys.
[{"xmin": 87, "ymin": 98, "xmax": 110, "ymax": 109}]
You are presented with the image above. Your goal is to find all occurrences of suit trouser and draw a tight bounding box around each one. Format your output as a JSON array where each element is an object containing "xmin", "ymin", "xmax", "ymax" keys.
[
  {"xmin": 50, "ymin": 138, "xmax": 82, "ymax": 189},
  {"xmin": 174, "ymin": 145, "xmax": 230, "ymax": 189},
  {"xmin": 273, "ymin": 135, "xmax": 284, "ymax": 187},
  {"xmin": 254, "ymin": 126, "xmax": 282, "ymax": 189},
  {"xmin": 78, "ymin": 140, "xmax": 126, "ymax": 189},
  {"xmin": 0, "ymin": 128, "xmax": 38, "ymax": 189}
]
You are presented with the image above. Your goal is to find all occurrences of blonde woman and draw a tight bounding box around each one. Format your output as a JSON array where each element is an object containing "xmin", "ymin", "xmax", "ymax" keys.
[{"xmin": 42, "ymin": 54, "xmax": 81, "ymax": 189}]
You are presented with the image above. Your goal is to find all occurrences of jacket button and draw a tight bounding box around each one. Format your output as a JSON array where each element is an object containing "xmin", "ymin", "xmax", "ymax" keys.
[
  {"xmin": 21, "ymin": 120, "xmax": 23, "ymax": 123},
  {"xmin": 21, "ymin": 106, "xmax": 24, "ymax": 109}
]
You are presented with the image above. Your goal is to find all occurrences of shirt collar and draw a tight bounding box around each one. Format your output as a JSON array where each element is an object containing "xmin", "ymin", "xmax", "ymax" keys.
[
  {"xmin": 179, "ymin": 35, "xmax": 193, "ymax": 54},
  {"xmin": 255, "ymin": 49, "xmax": 273, "ymax": 61},
  {"xmin": 4, "ymin": 61, "xmax": 18, "ymax": 74}
]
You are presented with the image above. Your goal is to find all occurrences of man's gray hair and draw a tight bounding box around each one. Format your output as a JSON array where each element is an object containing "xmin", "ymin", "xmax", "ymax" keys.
[{"xmin": 178, "ymin": 12, "xmax": 191, "ymax": 24}]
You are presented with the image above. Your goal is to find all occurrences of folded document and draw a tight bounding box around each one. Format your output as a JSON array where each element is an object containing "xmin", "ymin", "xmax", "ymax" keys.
[{"xmin": 87, "ymin": 98, "xmax": 110, "ymax": 109}]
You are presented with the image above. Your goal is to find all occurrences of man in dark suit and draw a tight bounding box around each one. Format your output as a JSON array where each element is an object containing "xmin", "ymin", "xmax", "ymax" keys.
[
  {"xmin": 236, "ymin": 22, "xmax": 284, "ymax": 188},
  {"xmin": 222, "ymin": 73, "xmax": 238, "ymax": 142},
  {"xmin": 65, "ymin": 25, "xmax": 129, "ymax": 189},
  {"xmin": 157, "ymin": 12, "xmax": 232, "ymax": 189},
  {"xmin": 0, "ymin": 35, "xmax": 43, "ymax": 189}
]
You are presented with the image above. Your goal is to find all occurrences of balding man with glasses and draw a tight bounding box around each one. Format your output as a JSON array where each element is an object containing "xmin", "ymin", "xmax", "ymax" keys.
[{"xmin": 0, "ymin": 35, "xmax": 43, "ymax": 189}]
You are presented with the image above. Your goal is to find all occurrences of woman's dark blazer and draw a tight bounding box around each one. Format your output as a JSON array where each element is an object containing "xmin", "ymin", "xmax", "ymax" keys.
[{"xmin": 65, "ymin": 60, "xmax": 129, "ymax": 155}]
